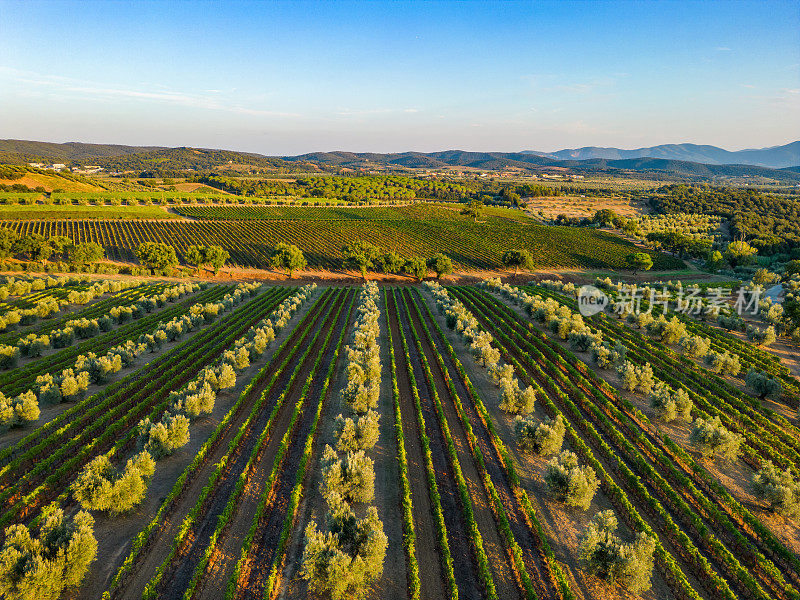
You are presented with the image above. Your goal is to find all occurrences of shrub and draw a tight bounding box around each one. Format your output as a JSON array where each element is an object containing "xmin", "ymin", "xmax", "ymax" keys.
[
  {"xmin": 0, "ymin": 345, "xmax": 19, "ymax": 369},
  {"xmin": 617, "ymin": 361, "xmax": 654, "ymax": 395},
  {"xmin": 50, "ymin": 327, "xmax": 76, "ymax": 348},
  {"xmin": 514, "ymin": 414, "xmax": 565, "ymax": 455},
  {"xmin": 60, "ymin": 369, "xmax": 90, "ymax": 402},
  {"xmin": 138, "ymin": 413, "xmax": 190, "ymax": 459},
  {"xmin": 0, "ymin": 508, "xmax": 97, "ymax": 600},
  {"xmin": 752, "ymin": 461, "xmax": 800, "ymax": 518},
  {"xmin": 578, "ymin": 510, "xmax": 656, "ymax": 594},
  {"xmin": 334, "ymin": 411, "xmax": 380, "ymax": 453},
  {"xmin": 320, "ymin": 446, "xmax": 375, "ymax": 504},
  {"xmin": 703, "ymin": 350, "xmax": 741, "ymax": 376},
  {"xmin": 689, "ymin": 416, "xmax": 743, "ymax": 460},
  {"xmin": 745, "ymin": 368, "xmax": 783, "ymax": 400},
  {"xmin": 645, "ymin": 315, "xmax": 687, "ymax": 344},
  {"xmin": 0, "ymin": 391, "xmax": 40, "ymax": 428},
  {"xmin": 18, "ymin": 334, "xmax": 49, "ymax": 357},
  {"xmin": 544, "ymin": 450, "xmax": 599, "ymax": 510},
  {"xmin": 678, "ymin": 335, "xmax": 711, "ymax": 358},
  {"xmin": 71, "ymin": 451, "xmax": 155, "ymax": 515},
  {"xmin": 649, "ymin": 381, "xmax": 693, "ymax": 422},
  {"xmin": 301, "ymin": 497, "xmax": 387, "ymax": 600},
  {"xmin": 499, "ymin": 377, "xmax": 536, "ymax": 415},
  {"xmin": 747, "ymin": 325, "xmax": 777, "ymax": 347},
  {"xmin": 590, "ymin": 339, "xmax": 626, "ymax": 369}
]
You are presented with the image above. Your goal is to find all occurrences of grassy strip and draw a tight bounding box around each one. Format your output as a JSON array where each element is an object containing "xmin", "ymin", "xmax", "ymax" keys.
[{"xmin": 384, "ymin": 291, "xmax": 421, "ymax": 600}]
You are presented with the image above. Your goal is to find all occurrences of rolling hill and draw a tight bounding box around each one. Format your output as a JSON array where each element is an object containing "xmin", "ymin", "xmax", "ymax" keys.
[{"xmin": 524, "ymin": 141, "xmax": 800, "ymax": 168}]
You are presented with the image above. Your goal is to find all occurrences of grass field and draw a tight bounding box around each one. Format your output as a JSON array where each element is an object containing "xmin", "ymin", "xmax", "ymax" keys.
[
  {"xmin": 2, "ymin": 203, "xmax": 684, "ymax": 271},
  {"xmin": 0, "ymin": 205, "xmax": 180, "ymax": 220}
]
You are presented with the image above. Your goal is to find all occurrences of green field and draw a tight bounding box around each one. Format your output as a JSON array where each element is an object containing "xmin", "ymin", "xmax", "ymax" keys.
[
  {"xmin": 3, "ymin": 204, "xmax": 683, "ymax": 271},
  {"xmin": 0, "ymin": 204, "xmax": 180, "ymax": 220}
]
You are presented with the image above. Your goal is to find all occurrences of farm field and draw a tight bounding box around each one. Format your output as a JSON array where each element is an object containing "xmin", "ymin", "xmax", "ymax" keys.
[
  {"xmin": 0, "ymin": 203, "xmax": 683, "ymax": 271},
  {"xmin": 0, "ymin": 205, "xmax": 182, "ymax": 220},
  {"xmin": 0, "ymin": 279, "xmax": 797, "ymax": 600}
]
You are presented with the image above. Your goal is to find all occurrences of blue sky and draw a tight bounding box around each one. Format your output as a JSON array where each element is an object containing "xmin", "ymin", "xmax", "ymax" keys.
[{"xmin": 0, "ymin": 0, "xmax": 797, "ymax": 154}]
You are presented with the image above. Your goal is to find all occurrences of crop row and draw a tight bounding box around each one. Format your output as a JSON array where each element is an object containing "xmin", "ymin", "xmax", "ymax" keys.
[
  {"xmin": 0, "ymin": 287, "xmax": 287, "ymax": 529},
  {"xmin": 1, "ymin": 215, "xmax": 682, "ymax": 270},
  {"xmin": 460, "ymin": 286, "xmax": 800, "ymax": 600},
  {"xmin": 388, "ymin": 289, "xmax": 459, "ymax": 600},
  {"xmin": 106, "ymin": 287, "xmax": 332, "ymax": 596},
  {"xmin": 527, "ymin": 285, "xmax": 800, "ymax": 475},
  {"xmin": 144, "ymin": 288, "xmax": 346, "ymax": 599}
]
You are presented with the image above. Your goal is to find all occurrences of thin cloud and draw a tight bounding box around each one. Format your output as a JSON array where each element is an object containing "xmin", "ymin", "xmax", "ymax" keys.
[
  {"xmin": 716, "ymin": 46, "xmax": 732, "ymax": 51},
  {"xmin": 0, "ymin": 67, "xmax": 299, "ymax": 118}
]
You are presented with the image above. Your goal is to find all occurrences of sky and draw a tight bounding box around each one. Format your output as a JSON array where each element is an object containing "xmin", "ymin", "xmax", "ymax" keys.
[{"xmin": 0, "ymin": 0, "xmax": 798, "ymax": 155}]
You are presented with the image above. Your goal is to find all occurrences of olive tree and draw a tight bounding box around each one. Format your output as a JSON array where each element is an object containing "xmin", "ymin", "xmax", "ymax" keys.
[
  {"xmin": 752, "ymin": 461, "xmax": 800, "ymax": 519},
  {"xmin": 320, "ymin": 445, "xmax": 375, "ymax": 504},
  {"xmin": 0, "ymin": 508, "xmax": 97, "ymax": 600},
  {"xmin": 745, "ymin": 368, "xmax": 783, "ymax": 400},
  {"xmin": 334, "ymin": 411, "xmax": 380, "ymax": 453},
  {"xmin": 689, "ymin": 416, "xmax": 742, "ymax": 461},
  {"xmin": 71, "ymin": 451, "xmax": 155, "ymax": 515},
  {"xmin": 514, "ymin": 414, "xmax": 565, "ymax": 455},
  {"xmin": 578, "ymin": 510, "xmax": 656, "ymax": 594},
  {"xmin": 544, "ymin": 450, "xmax": 599, "ymax": 510},
  {"xmin": 649, "ymin": 381, "xmax": 693, "ymax": 422},
  {"xmin": 301, "ymin": 496, "xmax": 387, "ymax": 600}
]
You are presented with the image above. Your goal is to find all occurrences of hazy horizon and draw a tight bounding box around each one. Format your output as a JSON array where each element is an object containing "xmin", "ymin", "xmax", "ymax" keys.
[{"xmin": 1, "ymin": 0, "xmax": 798, "ymax": 155}]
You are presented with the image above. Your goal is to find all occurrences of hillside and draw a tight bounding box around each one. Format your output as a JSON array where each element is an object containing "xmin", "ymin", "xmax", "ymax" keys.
[
  {"xmin": 0, "ymin": 139, "xmax": 165, "ymax": 164},
  {"xmin": 524, "ymin": 141, "xmax": 800, "ymax": 168}
]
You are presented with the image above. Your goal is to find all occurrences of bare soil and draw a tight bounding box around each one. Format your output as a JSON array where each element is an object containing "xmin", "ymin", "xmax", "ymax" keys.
[
  {"xmin": 73, "ymin": 287, "xmax": 308, "ymax": 600},
  {"xmin": 426, "ymin": 291, "xmax": 670, "ymax": 600}
]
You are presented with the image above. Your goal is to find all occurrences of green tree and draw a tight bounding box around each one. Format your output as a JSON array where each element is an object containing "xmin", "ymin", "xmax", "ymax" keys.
[
  {"xmin": 784, "ymin": 259, "xmax": 800, "ymax": 279},
  {"xmin": 271, "ymin": 243, "xmax": 307, "ymax": 278},
  {"xmin": 625, "ymin": 252, "xmax": 653, "ymax": 275},
  {"xmin": 593, "ymin": 209, "xmax": 617, "ymax": 227},
  {"xmin": 426, "ymin": 253, "xmax": 453, "ymax": 280},
  {"xmin": 752, "ymin": 461, "xmax": 800, "ymax": 518},
  {"xmin": 403, "ymin": 257, "xmax": 428, "ymax": 281},
  {"xmin": 204, "ymin": 245, "xmax": 229, "ymax": 274},
  {"xmin": 501, "ymin": 249, "xmax": 534, "ymax": 276},
  {"xmin": 705, "ymin": 249, "xmax": 724, "ymax": 271},
  {"xmin": 579, "ymin": 510, "xmax": 656, "ymax": 594},
  {"xmin": 48, "ymin": 236, "xmax": 72, "ymax": 261},
  {"xmin": 136, "ymin": 242, "xmax": 178, "ymax": 271},
  {"xmin": 376, "ymin": 251, "xmax": 403, "ymax": 274},
  {"xmin": 185, "ymin": 244, "xmax": 205, "ymax": 274},
  {"xmin": 0, "ymin": 229, "xmax": 18, "ymax": 261},
  {"xmin": 461, "ymin": 199, "xmax": 483, "ymax": 222},
  {"xmin": 69, "ymin": 242, "xmax": 105, "ymax": 267},
  {"xmin": 725, "ymin": 240, "xmax": 757, "ymax": 267},
  {"xmin": 342, "ymin": 240, "xmax": 381, "ymax": 279}
]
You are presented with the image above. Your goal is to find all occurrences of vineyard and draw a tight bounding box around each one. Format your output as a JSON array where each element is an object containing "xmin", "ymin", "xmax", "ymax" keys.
[
  {"xmin": 0, "ymin": 279, "xmax": 796, "ymax": 600},
  {"xmin": 0, "ymin": 205, "xmax": 683, "ymax": 270}
]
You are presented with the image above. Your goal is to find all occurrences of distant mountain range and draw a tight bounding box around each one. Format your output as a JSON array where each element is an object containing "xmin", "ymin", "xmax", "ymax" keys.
[
  {"xmin": 1, "ymin": 139, "xmax": 798, "ymax": 182},
  {"xmin": 522, "ymin": 141, "xmax": 800, "ymax": 169}
]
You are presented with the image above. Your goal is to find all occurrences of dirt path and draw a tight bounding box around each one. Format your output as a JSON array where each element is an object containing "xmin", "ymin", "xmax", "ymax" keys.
[
  {"xmin": 230, "ymin": 289, "xmax": 354, "ymax": 600},
  {"xmin": 72, "ymin": 287, "xmax": 301, "ymax": 600},
  {"xmin": 146, "ymin": 289, "xmax": 343, "ymax": 599},
  {"xmin": 402, "ymin": 288, "xmax": 522, "ymax": 600},
  {"xmin": 395, "ymin": 289, "xmax": 485, "ymax": 600},
  {"xmin": 386, "ymin": 289, "xmax": 450, "ymax": 600}
]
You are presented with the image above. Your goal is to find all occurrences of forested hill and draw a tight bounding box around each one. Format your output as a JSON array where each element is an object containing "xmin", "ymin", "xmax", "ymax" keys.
[{"xmin": 2, "ymin": 139, "xmax": 799, "ymax": 181}]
